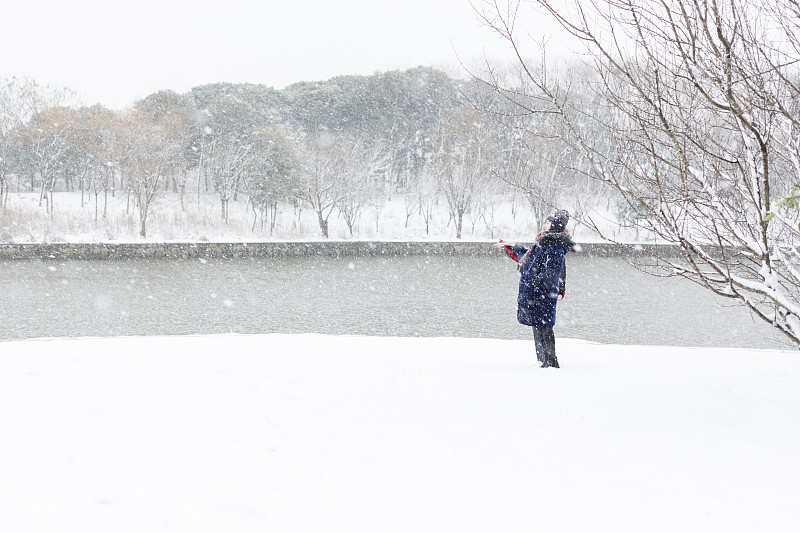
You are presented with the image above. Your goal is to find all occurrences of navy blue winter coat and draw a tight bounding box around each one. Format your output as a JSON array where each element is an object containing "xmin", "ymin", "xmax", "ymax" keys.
[{"xmin": 513, "ymin": 231, "xmax": 575, "ymax": 328}]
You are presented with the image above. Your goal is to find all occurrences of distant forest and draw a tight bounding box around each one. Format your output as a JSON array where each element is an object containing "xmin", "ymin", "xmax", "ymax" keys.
[{"xmin": 0, "ymin": 66, "xmax": 606, "ymax": 239}]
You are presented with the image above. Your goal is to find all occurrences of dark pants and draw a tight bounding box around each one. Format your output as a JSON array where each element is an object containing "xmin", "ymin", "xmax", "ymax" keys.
[{"xmin": 533, "ymin": 327, "xmax": 559, "ymax": 368}]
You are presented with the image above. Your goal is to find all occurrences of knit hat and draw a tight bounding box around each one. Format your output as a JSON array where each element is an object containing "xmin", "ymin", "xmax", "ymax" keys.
[{"xmin": 547, "ymin": 209, "xmax": 570, "ymax": 232}]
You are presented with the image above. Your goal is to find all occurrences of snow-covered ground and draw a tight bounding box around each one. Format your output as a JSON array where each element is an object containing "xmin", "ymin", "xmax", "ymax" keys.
[{"xmin": 2, "ymin": 333, "xmax": 797, "ymax": 533}]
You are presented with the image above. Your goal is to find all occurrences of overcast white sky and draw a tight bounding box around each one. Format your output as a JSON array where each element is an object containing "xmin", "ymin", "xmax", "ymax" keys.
[{"xmin": 1, "ymin": 0, "xmax": 569, "ymax": 110}]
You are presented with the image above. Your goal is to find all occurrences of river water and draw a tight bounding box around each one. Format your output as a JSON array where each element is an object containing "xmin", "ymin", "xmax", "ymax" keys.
[{"xmin": 1, "ymin": 254, "xmax": 792, "ymax": 349}]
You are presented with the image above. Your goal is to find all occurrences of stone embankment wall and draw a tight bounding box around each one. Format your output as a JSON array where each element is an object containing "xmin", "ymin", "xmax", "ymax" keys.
[{"xmin": 0, "ymin": 241, "xmax": 677, "ymax": 260}]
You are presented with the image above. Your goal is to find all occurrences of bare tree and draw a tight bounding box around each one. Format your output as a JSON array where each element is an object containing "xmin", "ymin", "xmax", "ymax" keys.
[
  {"xmin": 337, "ymin": 176, "xmax": 369, "ymax": 237},
  {"xmin": 505, "ymin": 132, "xmax": 575, "ymax": 226},
  {"xmin": 135, "ymin": 91, "xmax": 197, "ymax": 212},
  {"xmin": 88, "ymin": 110, "xmax": 128, "ymax": 221},
  {"xmin": 294, "ymin": 137, "xmax": 349, "ymax": 238},
  {"xmin": 0, "ymin": 78, "xmax": 42, "ymax": 208},
  {"xmin": 1, "ymin": 80, "xmax": 77, "ymax": 212},
  {"xmin": 334, "ymin": 137, "xmax": 390, "ymax": 236},
  {"xmin": 431, "ymin": 108, "xmax": 496, "ymax": 238},
  {"xmin": 64, "ymin": 106, "xmax": 113, "ymax": 208},
  {"xmin": 475, "ymin": 0, "xmax": 800, "ymax": 344},
  {"xmin": 118, "ymin": 107, "xmax": 186, "ymax": 238},
  {"xmin": 364, "ymin": 142, "xmax": 393, "ymax": 234},
  {"xmin": 417, "ymin": 169, "xmax": 440, "ymax": 235},
  {"xmin": 403, "ymin": 189, "xmax": 421, "ymax": 229},
  {"xmin": 204, "ymin": 134, "xmax": 251, "ymax": 222},
  {"xmin": 18, "ymin": 106, "xmax": 75, "ymax": 214}
]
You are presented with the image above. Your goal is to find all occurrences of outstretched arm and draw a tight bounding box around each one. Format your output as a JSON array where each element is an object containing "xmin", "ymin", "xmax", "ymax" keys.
[{"xmin": 493, "ymin": 240, "xmax": 527, "ymax": 263}]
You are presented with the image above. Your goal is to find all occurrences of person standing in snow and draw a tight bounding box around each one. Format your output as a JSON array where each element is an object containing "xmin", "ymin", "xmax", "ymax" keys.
[{"xmin": 494, "ymin": 209, "xmax": 577, "ymax": 368}]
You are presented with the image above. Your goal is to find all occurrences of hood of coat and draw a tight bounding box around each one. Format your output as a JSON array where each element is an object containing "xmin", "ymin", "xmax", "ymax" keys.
[{"xmin": 537, "ymin": 231, "xmax": 576, "ymax": 252}]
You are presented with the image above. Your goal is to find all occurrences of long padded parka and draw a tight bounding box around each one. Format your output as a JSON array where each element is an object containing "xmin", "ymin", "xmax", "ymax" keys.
[{"xmin": 513, "ymin": 231, "xmax": 575, "ymax": 328}]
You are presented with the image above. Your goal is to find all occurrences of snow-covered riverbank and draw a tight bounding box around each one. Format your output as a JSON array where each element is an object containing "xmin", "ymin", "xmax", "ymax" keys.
[{"xmin": 1, "ymin": 334, "xmax": 797, "ymax": 532}]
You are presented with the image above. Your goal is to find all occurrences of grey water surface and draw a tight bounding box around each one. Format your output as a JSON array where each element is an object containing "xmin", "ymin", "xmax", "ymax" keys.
[{"xmin": 1, "ymin": 254, "xmax": 792, "ymax": 349}]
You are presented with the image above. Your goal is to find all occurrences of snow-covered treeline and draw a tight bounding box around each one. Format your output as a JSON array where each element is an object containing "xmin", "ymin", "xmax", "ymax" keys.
[{"xmin": 0, "ymin": 67, "xmax": 609, "ymax": 242}]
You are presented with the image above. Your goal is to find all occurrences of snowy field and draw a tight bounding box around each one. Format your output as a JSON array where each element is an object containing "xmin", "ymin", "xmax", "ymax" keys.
[
  {"xmin": 0, "ymin": 191, "xmax": 624, "ymax": 244},
  {"xmin": 1, "ymin": 333, "xmax": 797, "ymax": 533}
]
